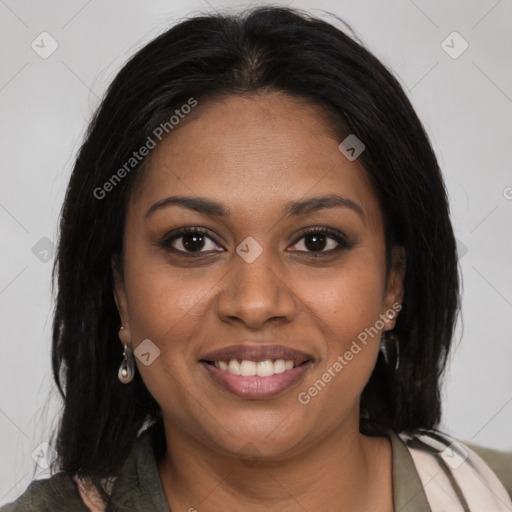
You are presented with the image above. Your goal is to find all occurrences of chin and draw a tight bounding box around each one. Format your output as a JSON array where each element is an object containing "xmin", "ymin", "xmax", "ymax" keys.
[{"xmin": 201, "ymin": 419, "xmax": 308, "ymax": 462}]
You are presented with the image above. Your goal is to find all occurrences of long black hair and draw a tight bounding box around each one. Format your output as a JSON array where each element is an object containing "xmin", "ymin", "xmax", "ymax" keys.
[{"xmin": 50, "ymin": 5, "xmax": 461, "ymax": 504}]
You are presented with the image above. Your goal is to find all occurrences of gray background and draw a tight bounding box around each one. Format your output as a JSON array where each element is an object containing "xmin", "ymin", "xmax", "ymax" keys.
[{"xmin": 1, "ymin": 0, "xmax": 511, "ymax": 505}]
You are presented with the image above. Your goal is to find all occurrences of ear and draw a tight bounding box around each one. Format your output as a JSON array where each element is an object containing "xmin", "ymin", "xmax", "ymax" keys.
[
  {"xmin": 112, "ymin": 254, "xmax": 129, "ymax": 330},
  {"xmin": 382, "ymin": 245, "xmax": 406, "ymax": 330}
]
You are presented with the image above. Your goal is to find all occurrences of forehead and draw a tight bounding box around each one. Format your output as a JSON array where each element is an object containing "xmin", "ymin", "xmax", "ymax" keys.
[{"xmin": 128, "ymin": 93, "xmax": 382, "ymax": 231}]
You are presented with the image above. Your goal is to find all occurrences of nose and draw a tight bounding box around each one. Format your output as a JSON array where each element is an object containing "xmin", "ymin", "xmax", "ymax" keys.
[{"xmin": 216, "ymin": 248, "xmax": 297, "ymax": 329}]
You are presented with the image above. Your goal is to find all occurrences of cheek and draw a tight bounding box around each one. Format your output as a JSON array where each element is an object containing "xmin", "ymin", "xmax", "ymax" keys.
[
  {"xmin": 295, "ymin": 289, "xmax": 383, "ymax": 427},
  {"xmin": 124, "ymin": 257, "xmax": 214, "ymax": 340},
  {"xmin": 122, "ymin": 261, "xmax": 204, "ymax": 423},
  {"xmin": 302, "ymin": 250, "xmax": 386, "ymax": 340},
  {"xmin": 296, "ymin": 254, "xmax": 385, "ymax": 402}
]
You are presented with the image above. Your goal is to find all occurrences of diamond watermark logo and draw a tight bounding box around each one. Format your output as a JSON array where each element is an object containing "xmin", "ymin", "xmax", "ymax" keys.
[
  {"xmin": 455, "ymin": 237, "xmax": 468, "ymax": 260},
  {"xmin": 236, "ymin": 237, "xmax": 263, "ymax": 263},
  {"xmin": 32, "ymin": 237, "xmax": 55, "ymax": 263},
  {"xmin": 31, "ymin": 32, "xmax": 59, "ymax": 59},
  {"xmin": 31, "ymin": 441, "xmax": 57, "ymax": 469},
  {"xmin": 441, "ymin": 441, "xmax": 469, "ymax": 469},
  {"xmin": 134, "ymin": 339, "xmax": 161, "ymax": 366},
  {"xmin": 237, "ymin": 442, "xmax": 262, "ymax": 468},
  {"xmin": 338, "ymin": 134, "xmax": 365, "ymax": 161},
  {"xmin": 441, "ymin": 31, "xmax": 468, "ymax": 59}
]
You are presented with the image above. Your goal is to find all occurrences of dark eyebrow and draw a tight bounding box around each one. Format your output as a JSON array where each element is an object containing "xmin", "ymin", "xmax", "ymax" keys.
[
  {"xmin": 145, "ymin": 194, "xmax": 365, "ymax": 223},
  {"xmin": 282, "ymin": 194, "xmax": 365, "ymax": 223},
  {"xmin": 146, "ymin": 196, "xmax": 230, "ymax": 219}
]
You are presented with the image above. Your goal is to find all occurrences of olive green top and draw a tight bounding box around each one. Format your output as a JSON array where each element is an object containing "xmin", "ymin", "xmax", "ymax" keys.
[{"xmin": 2, "ymin": 424, "xmax": 511, "ymax": 511}]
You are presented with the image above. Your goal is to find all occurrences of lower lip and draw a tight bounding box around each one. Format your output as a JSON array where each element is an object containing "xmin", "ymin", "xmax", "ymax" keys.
[{"xmin": 200, "ymin": 361, "xmax": 313, "ymax": 399}]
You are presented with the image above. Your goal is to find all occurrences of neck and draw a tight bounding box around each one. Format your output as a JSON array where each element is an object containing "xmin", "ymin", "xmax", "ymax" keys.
[{"xmin": 156, "ymin": 419, "xmax": 394, "ymax": 512}]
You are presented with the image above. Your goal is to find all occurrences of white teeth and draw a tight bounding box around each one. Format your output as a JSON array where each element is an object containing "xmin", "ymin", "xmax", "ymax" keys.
[
  {"xmin": 228, "ymin": 359, "xmax": 241, "ymax": 375},
  {"xmin": 273, "ymin": 359, "xmax": 286, "ymax": 374},
  {"xmin": 240, "ymin": 360, "xmax": 257, "ymax": 376},
  {"xmin": 256, "ymin": 360, "xmax": 274, "ymax": 377},
  {"xmin": 213, "ymin": 358, "xmax": 299, "ymax": 377}
]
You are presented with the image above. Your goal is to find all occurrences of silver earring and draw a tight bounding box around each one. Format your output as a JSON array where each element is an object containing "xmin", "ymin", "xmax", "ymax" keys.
[
  {"xmin": 384, "ymin": 331, "xmax": 400, "ymax": 371},
  {"xmin": 118, "ymin": 328, "xmax": 135, "ymax": 384}
]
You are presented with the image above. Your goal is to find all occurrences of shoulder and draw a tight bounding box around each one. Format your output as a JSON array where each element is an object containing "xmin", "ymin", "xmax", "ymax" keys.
[
  {"xmin": 1, "ymin": 423, "xmax": 161, "ymax": 512},
  {"xmin": 464, "ymin": 440, "xmax": 512, "ymax": 499},
  {"xmin": 399, "ymin": 430, "xmax": 512, "ymax": 509},
  {"xmin": 0, "ymin": 472, "xmax": 89, "ymax": 512}
]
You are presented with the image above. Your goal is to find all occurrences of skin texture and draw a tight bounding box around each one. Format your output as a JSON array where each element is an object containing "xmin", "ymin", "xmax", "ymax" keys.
[{"xmin": 113, "ymin": 92, "xmax": 405, "ymax": 512}]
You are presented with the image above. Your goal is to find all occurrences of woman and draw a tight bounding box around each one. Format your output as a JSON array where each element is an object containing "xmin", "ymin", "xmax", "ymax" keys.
[{"xmin": 3, "ymin": 6, "xmax": 511, "ymax": 512}]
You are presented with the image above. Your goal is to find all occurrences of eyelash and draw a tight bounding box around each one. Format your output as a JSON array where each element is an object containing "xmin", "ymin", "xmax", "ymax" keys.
[{"xmin": 156, "ymin": 226, "xmax": 354, "ymax": 259}]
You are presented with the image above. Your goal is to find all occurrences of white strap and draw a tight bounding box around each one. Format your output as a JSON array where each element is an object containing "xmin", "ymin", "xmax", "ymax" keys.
[{"xmin": 401, "ymin": 432, "xmax": 512, "ymax": 511}]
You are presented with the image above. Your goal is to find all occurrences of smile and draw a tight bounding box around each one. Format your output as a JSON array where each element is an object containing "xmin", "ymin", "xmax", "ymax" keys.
[
  {"xmin": 200, "ymin": 358, "xmax": 314, "ymax": 399},
  {"xmin": 206, "ymin": 358, "xmax": 298, "ymax": 376}
]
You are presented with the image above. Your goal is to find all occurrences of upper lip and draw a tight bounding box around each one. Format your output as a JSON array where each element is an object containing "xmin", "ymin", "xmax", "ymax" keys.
[{"xmin": 200, "ymin": 344, "xmax": 314, "ymax": 365}]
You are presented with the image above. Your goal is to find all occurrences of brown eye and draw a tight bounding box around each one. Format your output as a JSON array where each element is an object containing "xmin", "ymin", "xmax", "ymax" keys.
[
  {"xmin": 158, "ymin": 227, "xmax": 224, "ymax": 256},
  {"xmin": 288, "ymin": 227, "xmax": 353, "ymax": 256},
  {"xmin": 177, "ymin": 232, "xmax": 208, "ymax": 252}
]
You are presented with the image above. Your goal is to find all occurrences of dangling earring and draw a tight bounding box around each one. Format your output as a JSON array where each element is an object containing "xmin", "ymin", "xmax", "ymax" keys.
[
  {"xmin": 384, "ymin": 330, "xmax": 400, "ymax": 371},
  {"xmin": 118, "ymin": 327, "xmax": 135, "ymax": 384}
]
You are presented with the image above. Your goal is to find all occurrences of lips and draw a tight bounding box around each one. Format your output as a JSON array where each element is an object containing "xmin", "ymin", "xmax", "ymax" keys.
[
  {"xmin": 199, "ymin": 343, "xmax": 315, "ymax": 399},
  {"xmin": 199, "ymin": 344, "xmax": 313, "ymax": 366}
]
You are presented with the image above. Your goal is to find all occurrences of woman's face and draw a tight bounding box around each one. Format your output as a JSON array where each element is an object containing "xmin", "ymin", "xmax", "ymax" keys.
[{"xmin": 114, "ymin": 92, "xmax": 404, "ymax": 459}]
